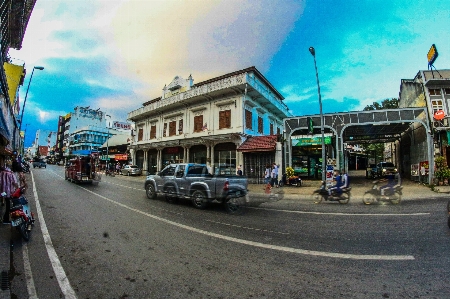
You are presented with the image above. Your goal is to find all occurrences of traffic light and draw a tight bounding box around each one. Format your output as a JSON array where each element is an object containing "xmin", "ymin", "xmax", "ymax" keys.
[{"xmin": 307, "ymin": 117, "xmax": 314, "ymax": 134}]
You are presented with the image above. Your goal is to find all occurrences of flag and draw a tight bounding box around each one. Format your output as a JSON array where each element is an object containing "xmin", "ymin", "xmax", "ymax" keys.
[{"xmin": 202, "ymin": 123, "xmax": 208, "ymax": 131}]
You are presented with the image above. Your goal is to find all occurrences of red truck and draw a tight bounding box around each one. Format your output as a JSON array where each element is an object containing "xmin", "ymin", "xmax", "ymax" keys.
[{"xmin": 65, "ymin": 156, "xmax": 99, "ymax": 184}]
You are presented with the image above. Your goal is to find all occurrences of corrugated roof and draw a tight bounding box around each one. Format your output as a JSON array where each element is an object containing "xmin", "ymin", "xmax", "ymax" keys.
[{"xmin": 237, "ymin": 135, "xmax": 278, "ymax": 152}]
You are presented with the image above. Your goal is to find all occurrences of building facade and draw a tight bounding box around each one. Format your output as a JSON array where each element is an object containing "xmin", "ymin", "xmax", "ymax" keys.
[
  {"xmin": 0, "ymin": 0, "xmax": 36, "ymax": 162},
  {"xmin": 127, "ymin": 66, "xmax": 292, "ymax": 178},
  {"xmin": 399, "ymin": 69, "xmax": 450, "ymax": 180}
]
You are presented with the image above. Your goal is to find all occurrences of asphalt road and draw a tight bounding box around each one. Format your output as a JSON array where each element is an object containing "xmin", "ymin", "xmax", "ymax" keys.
[{"xmin": 7, "ymin": 165, "xmax": 450, "ymax": 298}]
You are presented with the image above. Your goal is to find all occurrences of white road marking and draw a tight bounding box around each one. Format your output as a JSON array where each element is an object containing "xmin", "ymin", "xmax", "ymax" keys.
[
  {"xmin": 50, "ymin": 170, "xmax": 415, "ymax": 260},
  {"xmin": 23, "ymin": 243, "xmax": 38, "ymax": 299},
  {"xmin": 205, "ymin": 219, "xmax": 290, "ymax": 235},
  {"xmin": 79, "ymin": 186, "xmax": 415, "ymax": 261},
  {"xmin": 248, "ymin": 206, "xmax": 430, "ymax": 216},
  {"xmin": 31, "ymin": 172, "xmax": 78, "ymax": 298}
]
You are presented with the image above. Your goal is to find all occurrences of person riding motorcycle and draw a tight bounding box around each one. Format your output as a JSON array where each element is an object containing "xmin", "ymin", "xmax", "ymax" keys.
[{"xmin": 328, "ymin": 170, "xmax": 343, "ymax": 195}]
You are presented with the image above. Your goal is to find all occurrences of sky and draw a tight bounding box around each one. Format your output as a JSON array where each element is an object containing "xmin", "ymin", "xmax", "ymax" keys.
[{"xmin": 8, "ymin": 0, "xmax": 450, "ymax": 147}]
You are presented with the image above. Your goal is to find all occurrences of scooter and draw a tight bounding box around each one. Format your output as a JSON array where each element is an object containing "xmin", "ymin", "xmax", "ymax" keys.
[
  {"xmin": 1, "ymin": 187, "xmax": 35, "ymax": 241},
  {"xmin": 312, "ymin": 181, "xmax": 351, "ymax": 204},
  {"xmin": 278, "ymin": 173, "xmax": 302, "ymax": 187},
  {"xmin": 105, "ymin": 169, "xmax": 115, "ymax": 177},
  {"xmin": 362, "ymin": 180, "xmax": 402, "ymax": 205},
  {"xmin": 21, "ymin": 161, "xmax": 30, "ymax": 173}
]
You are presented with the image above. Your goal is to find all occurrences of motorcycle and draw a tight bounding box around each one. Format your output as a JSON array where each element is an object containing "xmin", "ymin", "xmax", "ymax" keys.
[
  {"xmin": 312, "ymin": 181, "xmax": 351, "ymax": 204},
  {"xmin": 1, "ymin": 187, "xmax": 35, "ymax": 241},
  {"xmin": 362, "ymin": 180, "xmax": 402, "ymax": 205},
  {"xmin": 278, "ymin": 173, "xmax": 302, "ymax": 187},
  {"xmin": 21, "ymin": 161, "xmax": 30, "ymax": 173},
  {"xmin": 105, "ymin": 169, "xmax": 115, "ymax": 177}
]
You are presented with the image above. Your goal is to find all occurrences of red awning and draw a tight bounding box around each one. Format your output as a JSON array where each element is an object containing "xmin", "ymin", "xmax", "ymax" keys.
[{"xmin": 237, "ymin": 135, "xmax": 278, "ymax": 152}]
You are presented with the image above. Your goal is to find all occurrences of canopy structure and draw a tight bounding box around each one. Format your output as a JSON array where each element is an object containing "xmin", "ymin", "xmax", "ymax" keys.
[{"xmin": 284, "ymin": 108, "xmax": 433, "ymax": 179}]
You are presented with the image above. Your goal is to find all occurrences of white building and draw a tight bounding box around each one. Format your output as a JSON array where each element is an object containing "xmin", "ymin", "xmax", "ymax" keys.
[{"xmin": 127, "ymin": 66, "xmax": 293, "ymax": 180}]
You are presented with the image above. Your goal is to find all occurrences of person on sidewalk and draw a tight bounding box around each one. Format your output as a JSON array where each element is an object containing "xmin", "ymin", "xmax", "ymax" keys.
[
  {"xmin": 0, "ymin": 163, "xmax": 19, "ymax": 224},
  {"xmin": 264, "ymin": 164, "xmax": 271, "ymax": 185},
  {"xmin": 271, "ymin": 162, "xmax": 279, "ymax": 188}
]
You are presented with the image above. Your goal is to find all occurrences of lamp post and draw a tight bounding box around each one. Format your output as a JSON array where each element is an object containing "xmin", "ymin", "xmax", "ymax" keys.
[
  {"xmin": 106, "ymin": 114, "xmax": 111, "ymax": 171},
  {"xmin": 309, "ymin": 47, "xmax": 326, "ymax": 181},
  {"xmin": 22, "ymin": 123, "xmax": 30, "ymax": 156},
  {"xmin": 19, "ymin": 66, "xmax": 44, "ymax": 133}
]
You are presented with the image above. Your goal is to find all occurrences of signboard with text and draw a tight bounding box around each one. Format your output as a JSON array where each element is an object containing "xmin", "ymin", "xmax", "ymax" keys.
[{"xmin": 292, "ymin": 136, "xmax": 332, "ymax": 146}]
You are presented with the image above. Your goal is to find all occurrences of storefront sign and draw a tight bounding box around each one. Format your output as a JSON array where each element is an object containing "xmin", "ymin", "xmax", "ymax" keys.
[
  {"xmin": 292, "ymin": 136, "xmax": 332, "ymax": 146},
  {"xmin": 434, "ymin": 110, "xmax": 445, "ymax": 120},
  {"xmin": 115, "ymin": 154, "xmax": 128, "ymax": 161}
]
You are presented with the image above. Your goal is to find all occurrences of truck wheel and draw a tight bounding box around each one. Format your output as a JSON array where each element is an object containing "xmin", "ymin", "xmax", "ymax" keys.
[
  {"xmin": 191, "ymin": 190, "xmax": 207, "ymax": 209},
  {"xmin": 146, "ymin": 184, "xmax": 157, "ymax": 199},
  {"xmin": 165, "ymin": 186, "xmax": 178, "ymax": 204},
  {"xmin": 224, "ymin": 195, "xmax": 244, "ymax": 215}
]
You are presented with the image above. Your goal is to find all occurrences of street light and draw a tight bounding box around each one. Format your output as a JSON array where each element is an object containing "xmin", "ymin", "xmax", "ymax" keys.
[
  {"xmin": 106, "ymin": 114, "xmax": 111, "ymax": 170},
  {"xmin": 309, "ymin": 47, "xmax": 326, "ymax": 181},
  {"xmin": 19, "ymin": 66, "xmax": 44, "ymax": 133}
]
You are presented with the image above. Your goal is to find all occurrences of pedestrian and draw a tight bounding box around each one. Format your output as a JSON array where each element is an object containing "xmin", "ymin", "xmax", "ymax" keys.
[
  {"xmin": 264, "ymin": 164, "xmax": 271, "ymax": 186},
  {"xmin": 116, "ymin": 162, "xmax": 121, "ymax": 174},
  {"xmin": 237, "ymin": 165, "xmax": 243, "ymax": 176},
  {"xmin": 0, "ymin": 162, "xmax": 19, "ymax": 224},
  {"xmin": 271, "ymin": 162, "xmax": 279, "ymax": 188}
]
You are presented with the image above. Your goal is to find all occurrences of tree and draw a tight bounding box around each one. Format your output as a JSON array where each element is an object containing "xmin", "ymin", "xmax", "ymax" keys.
[{"xmin": 363, "ymin": 98, "xmax": 399, "ymax": 111}]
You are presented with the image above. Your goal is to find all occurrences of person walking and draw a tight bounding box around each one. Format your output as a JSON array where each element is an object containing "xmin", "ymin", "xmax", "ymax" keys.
[
  {"xmin": 264, "ymin": 164, "xmax": 272, "ymax": 185},
  {"xmin": 271, "ymin": 162, "xmax": 279, "ymax": 188},
  {"xmin": 1, "ymin": 163, "xmax": 19, "ymax": 224}
]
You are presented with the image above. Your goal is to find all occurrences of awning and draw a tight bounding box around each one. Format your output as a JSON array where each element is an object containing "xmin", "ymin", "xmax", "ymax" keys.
[{"xmin": 237, "ymin": 135, "xmax": 278, "ymax": 152}]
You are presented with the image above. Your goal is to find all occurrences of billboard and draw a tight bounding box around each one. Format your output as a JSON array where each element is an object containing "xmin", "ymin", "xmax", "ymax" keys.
[{"xmin": 427, "ymin": 44, "xmax": 438, "ymax": 66}]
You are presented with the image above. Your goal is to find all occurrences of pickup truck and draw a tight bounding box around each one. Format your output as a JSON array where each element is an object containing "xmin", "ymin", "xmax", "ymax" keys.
[
  {"xmin": 144, "ymin": 163, "xmax": 248, "ymax": 214},
  {"xmin": 32, "ymin": 159, "xmax": 46, "ymax": 168}
]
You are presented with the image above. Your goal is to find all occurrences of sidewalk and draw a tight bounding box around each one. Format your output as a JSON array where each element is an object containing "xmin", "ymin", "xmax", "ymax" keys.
[
  {"xmin": 246, "ymin": 178, "xmax": 446, "ymax": 202},
  {"xmin": 0, "ymin": 204, "xmax": 10, "ymax": 298}
]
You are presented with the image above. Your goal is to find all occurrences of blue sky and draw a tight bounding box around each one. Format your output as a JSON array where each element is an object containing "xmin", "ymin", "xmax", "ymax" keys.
[{"xmin": 9, "ymin": 0, "xmax": 450, "ymax": 147}]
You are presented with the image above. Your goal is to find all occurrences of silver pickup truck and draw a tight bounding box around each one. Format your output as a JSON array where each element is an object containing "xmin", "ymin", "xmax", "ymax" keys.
[{"xmin": 145, "ymin": 163, "xmax": 248, "ymax": 214}]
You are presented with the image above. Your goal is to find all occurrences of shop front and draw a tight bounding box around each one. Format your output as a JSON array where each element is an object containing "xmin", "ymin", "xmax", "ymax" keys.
[
  {"xmin": 291, "ymin": 135, "xmax": 332, "ymax": 179},
  {"xmin": 163, "ymin": 146, "xmax": 184, "ymax": 167},
  {"xmin": 213, "ymin": 142, "xmax": 237, "ymax": 175},
  {"xmin": 189, "ymin": 145, "xmax": 206, "ymax": 164},
  {"xmin": 147, "ymin": 149, "xmax": 158, "ymax": 175}
]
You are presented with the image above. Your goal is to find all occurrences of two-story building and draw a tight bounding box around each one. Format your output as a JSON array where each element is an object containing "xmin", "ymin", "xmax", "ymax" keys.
[
  {"xmin": 128, "ymin": 66, "xmax": 293, "ymax": 180},
  {"xmin": 398, "ymin": 69, "xmax": 450, "ymax": 180}
]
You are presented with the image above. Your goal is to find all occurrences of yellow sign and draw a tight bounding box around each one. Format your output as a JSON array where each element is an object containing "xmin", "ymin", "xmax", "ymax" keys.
[
  {"xmin": 427, "ymin": 44, "xmax": 438, "ymax": 65},
  {"xmin": 3, "ymin": 62, "xmax": 25, "ymax": 107}
]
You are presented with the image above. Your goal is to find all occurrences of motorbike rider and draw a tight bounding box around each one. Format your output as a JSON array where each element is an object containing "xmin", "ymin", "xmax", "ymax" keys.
[
  {"xmin": 380, "ymin": 172, "xmax": 396, "ymax": 196},
  {"xmin": 328, "ymin": 169, "xmax": 343, "ymax": 195}
]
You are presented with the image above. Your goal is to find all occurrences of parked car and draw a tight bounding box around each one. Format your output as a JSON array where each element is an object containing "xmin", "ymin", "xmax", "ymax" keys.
[
  {"xmin": 375, "ymin": 162, "xmax": 397, "ymax": 177},
  {"xmin": 32, "ymin": 159, "xmax": 46, "ymax": 168},
  {"xmin": 121, "ymin": 165, "xmax": 142, "ymax": 176}
]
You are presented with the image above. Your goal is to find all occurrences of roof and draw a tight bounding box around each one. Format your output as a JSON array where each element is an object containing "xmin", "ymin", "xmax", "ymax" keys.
[
  {"xmin": 142, "ymin": 66, "xmax": 284, "ymax": 107},
  {"xmin": 100, "ymin": 134, "xmax": 130, "ymax": 148},
  {"xmin": 237, "ymin": 135, "xmax": 278, "ymax": 152}
]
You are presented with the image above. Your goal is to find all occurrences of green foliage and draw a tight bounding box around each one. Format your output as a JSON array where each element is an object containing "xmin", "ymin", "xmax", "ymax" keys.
[
  {"xmin": 363, "ymin": 98, "xmax": 399, "ymax": 111},
  {"xmin": 434, "ymin": 156, "xmax": 450, "ymax": 182},
  {"xmin": 286, "ymin": 167, "xmax": 295, "ymax": 178}
]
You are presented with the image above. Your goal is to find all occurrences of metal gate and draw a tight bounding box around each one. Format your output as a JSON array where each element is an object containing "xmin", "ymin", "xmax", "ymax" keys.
[{"xmin": 243, "ymin": 152, "xmax": 275, "ymax": 184}]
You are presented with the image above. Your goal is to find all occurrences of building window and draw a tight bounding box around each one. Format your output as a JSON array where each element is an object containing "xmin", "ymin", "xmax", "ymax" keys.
[
  {"xmin": 194, "ymin": 115, "xmax": 203, "ymax": 132},
  {"xmin": 150, "ymin": 125, "xmax": 156, "ymax": 139},
  {"xmin": 270, "ymin": 123, "xmax": 274, "ymax": 135},
  {"xmin": 431, "ymin": 99, "xmax": 444, "ymax": 114},
  {"xmin": 163, "ymin": 123, "xmax": 167, "ymax": 137},
  {"xmin": 445, "ymin": 88, "xmax": 450, "ymax": 95},
  {"xmin": 258, "ymin": 116, "xmax": 263, "ymax": 134},
  {"xmin": 219, "ymin": 110, "xmax": 231, "ymax": 129},
  {"xmin": 178, "ymin": 119, "xmax": 183, "ymax": 134},
  {"xmin": 138, "ymin": 128, "xmax": 143, "ymax": 141},
  {"xmin": 429, "ymin": 89, "xmax": 441, "ymax": 96},
  {"xmin": 245, "ymin": 109, "xmax": 252, "ymax": 129},
  {"xmin": 169, "ymin": 121, "xmax": 176, "ymax": 136},
  {"xmin": 277, "ymin": 127, "xmax": 281, "ymax": 135}
]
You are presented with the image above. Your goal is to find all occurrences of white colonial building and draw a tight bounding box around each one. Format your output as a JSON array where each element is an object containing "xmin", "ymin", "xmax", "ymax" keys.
[{"xmin": 127, "ymin": 66, "xmax": 292, "ymax": 180}]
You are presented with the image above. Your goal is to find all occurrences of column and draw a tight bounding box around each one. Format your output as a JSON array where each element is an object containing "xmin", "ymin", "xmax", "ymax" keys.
[{"xmin": 143, "ymin": 149, "xmax": 148, "ymax": 172}]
